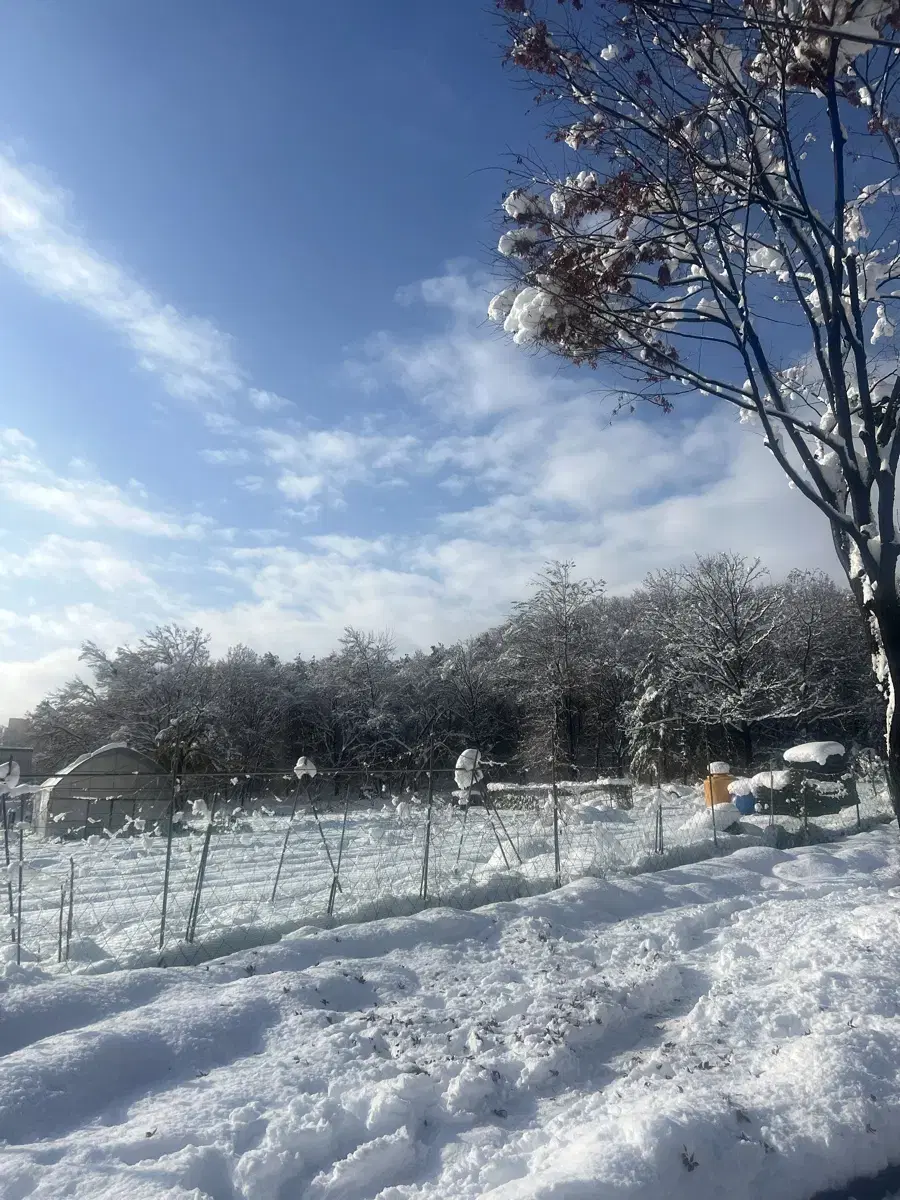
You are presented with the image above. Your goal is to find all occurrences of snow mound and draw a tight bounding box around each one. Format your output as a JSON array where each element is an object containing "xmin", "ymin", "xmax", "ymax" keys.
[
  {"xmin": 784, "ymin": 741, "xmax": 845, "ymax": 766},
  {"xmin": 751, "ymin": 769, "xmax": 793, "ymax": 793},
  {"xmin": 573, "ymin": 805, "xmax": 633, "ymax": 826},
  {"xmin": 677, "ymin": 802, "xmax": 742, "ymax": 837},
  {"xmin": 727, "ymin": 777, "xmax": 754, "ymax": 797},
  {"xmin": 487, "ymin": 836, "xmax": 550, "ymax": 869},
  {"xmin": 708, "ymin": 761, "xmax": 730, "ymax": 775}
]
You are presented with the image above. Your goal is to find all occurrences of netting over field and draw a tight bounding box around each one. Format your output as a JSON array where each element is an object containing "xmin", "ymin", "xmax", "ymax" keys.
[{"xmin": 0, "ymin": 765, "xmax": 893, "ymax": 973}]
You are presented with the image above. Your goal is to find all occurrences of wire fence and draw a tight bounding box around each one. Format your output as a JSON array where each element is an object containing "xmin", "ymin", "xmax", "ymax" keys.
[{"xmin": 0, "ymin": 761, "xmax": 894, "ymax": 973}]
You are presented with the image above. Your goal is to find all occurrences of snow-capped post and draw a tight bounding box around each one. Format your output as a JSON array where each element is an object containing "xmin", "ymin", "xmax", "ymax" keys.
[
  {"xmin": 419, "ymin": 738, "xmax": 436, "ymax": 905},
  {"xmin": 489, "ymin": 0, "xmax": 900, "ymax": 821}
]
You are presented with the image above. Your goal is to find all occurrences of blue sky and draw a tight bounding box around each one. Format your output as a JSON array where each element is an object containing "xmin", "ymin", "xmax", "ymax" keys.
[{"xmin": 0, "ymin": 0, "xmax": 837, "ymax": 717}]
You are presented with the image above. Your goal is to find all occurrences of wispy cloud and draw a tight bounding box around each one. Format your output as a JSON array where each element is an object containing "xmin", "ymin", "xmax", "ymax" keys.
[
  {"xmin": 248, "ymin": 388, "xmax": 291, "ymax": 413},
  {"xmin": 0, "ymin": 152, "xmax": 244, "ymax": 403},
  {"xmin": 200, "ymin": 448, "xmax": 251, "ymax": 466},
  {"xmin": 0, "ymin": 428, "xmax": 212, "ymax": 538},
  {"xmin": 255, "ymin": 426, "xmax": 418, "ymax": 504},
  {"xmin": 5, "ymin": 534, "xmax": 152, "ymax": 591}
]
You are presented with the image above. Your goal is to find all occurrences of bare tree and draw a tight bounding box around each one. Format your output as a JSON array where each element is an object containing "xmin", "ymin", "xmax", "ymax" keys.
[
  {"xmin": 31, "ymin": 625, "xmax": 215, "ymax": 771},
  {"xmin": 653, "ymin": 554, "xmax": 789, "ymax": 764},
  {"xmin": 503, "ymin": 560, "xmax": 603, "ymax": 772},
  {"xmin": 488, "ymin": 0, "xmax": 900, "ymax": 812},
  {"xmin": 773, "ymin": 567, "xmax": 876, "ymax": 736}
]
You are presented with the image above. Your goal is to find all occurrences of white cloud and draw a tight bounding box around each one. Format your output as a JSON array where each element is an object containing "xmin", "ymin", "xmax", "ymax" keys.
[
  {"xmin": 0, "ymin": 606, "xmax": 137, "ymax": 717},
  {"xmin": 5, "ymin": 534, "xmax": 152, "ymax": 592},
  {"xmin": 0, "ymin": 646, "xmax": 84, "ymax": 719},
  {"xmin": 0, "ymin": 152, "xmax": 244, "ymax": 403},
  {"xmin": 277, "ymin": 473, "xmax": 325, "ymax": 502},
  {"xmin": 248, "ymin": 388, "xmax": 291, "ymax": 413},
  {"xmin": 0, "ymin": 428, "xmax": 210, "ymax": 538},
  {"xmin": 200, "ymin": 448, "xmax": 251, "ymax": 466},
  {"xmin": 254, "ymin": 426, "xmax": 418, "ymax": 504}
]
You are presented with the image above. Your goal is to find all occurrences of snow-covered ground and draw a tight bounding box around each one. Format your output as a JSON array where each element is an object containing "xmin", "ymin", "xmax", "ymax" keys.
[
  {"xmin": 2, "ymin": 824, "xmax": 900, "ymax": 1198},
  {"xmin": 3, "ymin": 778, "xmax": 891, "ymax": 971}
]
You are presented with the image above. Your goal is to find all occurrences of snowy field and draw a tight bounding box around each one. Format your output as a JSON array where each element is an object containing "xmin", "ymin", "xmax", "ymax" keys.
[
  {"xmin": 3, "ymin": 779, "xmax": 892, "ymax": 972},
  {"xmin": 2, "ymin": 824, "xmax": 900, "ymax": 1198}
]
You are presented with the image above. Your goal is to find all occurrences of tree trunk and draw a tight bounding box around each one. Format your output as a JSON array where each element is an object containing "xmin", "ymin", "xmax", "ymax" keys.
[
  {"xmin": 875, "ymin": 607, "xmax": 900, "ymax": 823},
  {"xmin": 886, "ymin": 691, "xmax": 900, "ymax": 824},
  {"xmin": 741, "ymin": 726, "xmax": 753, "ymax": 770},
  {"xmin": 844, "ymin": 561, "xmax": 900, "ymax": 824}
]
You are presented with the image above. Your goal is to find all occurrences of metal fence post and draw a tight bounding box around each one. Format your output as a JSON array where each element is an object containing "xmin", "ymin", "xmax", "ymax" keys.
[
  {"xmin": 311, "ymin": 796, "xmax": 342, "ymax": 909},
  {"xmin": 551, "ymin": 741, "xmax": 561, "ymax": 889},
  {"xmin": 2, "ymin": 795, "xmax": 14, "ymax": 942},
  {"xmin": 66, "ymin": 857, "xmax": 74, "ymax": 962},
  {"xmin": 328, "ymin": 785, "xmax": 351, "ymax": 917},
  {"xmin": 271, "ymin": 779, "xmax": 303, "ymax": 904},
  {"xmin": 185, "ymin": 795, "xmax": 218, "ymax": 944},
  {"xmin": 158, "ymin": 783, "xmax": 177, "ymax": 951},
  {"xmin": 706, "ymin": 757, "xmax": 718, "ymax": 849},
  {"xmin": 419, "ymin": 742, "xmax": 436, "ymax": 905},
  {"xmin": 57, "ymin": 882, "xmax": 66, "ymax": 963},
  {"xmin": 15, "ymin": 827, "xmax": 23, "ymax": 965}
]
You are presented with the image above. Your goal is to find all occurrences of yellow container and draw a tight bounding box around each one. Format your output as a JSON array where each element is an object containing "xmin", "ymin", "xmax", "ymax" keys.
[{"xmin": 704, "ymin": 773, "xmax": 734, "ymax": 807}]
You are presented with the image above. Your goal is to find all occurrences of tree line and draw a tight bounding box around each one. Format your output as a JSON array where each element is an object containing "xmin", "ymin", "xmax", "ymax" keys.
[{"xmin": 19, "ymin": 555, "xmax": 881, "ymax": 782}]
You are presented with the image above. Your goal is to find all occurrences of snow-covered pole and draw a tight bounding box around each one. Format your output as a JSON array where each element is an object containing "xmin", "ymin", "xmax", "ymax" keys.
[
  {"xmin": 15, "ymin": 826, "xmax": 23, "ymax": 965},
  {"xmin": 57, "ymin": 882, "xmax": 65, "ymax": 964},
  {"xmin": 1, "ymin": 794, "xmax": 14, "ymax": 943},
  {"xmin": 806, "ymin": 782, "xmax": 816, "ymax": 840},
  {"xmin": 158, "ymin": 773, "xmax": 177, "ymax": 952},
  {"xmin": 65, "ymin": 857, "xmax": 74, "ymax": 962},
  {"xmin": 551, "ymin": 729, "xmax": 561, "ymax": 890},
  {"xmin": 710, "ymin": 783, "xmax": 718, "ymax": 850},
  {"xmin": 419, "ymin": 738, "xmax": 436, "ymax": 906}
]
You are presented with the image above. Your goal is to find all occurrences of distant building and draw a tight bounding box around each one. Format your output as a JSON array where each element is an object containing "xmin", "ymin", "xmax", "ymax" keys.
[
  {"xmin": 1, "ymin": 717, "xmax": 33, "ymax": 778},
  {"xmin": 5, "ymin": 717, "xmax": 32, "ymax": 741},
  {"xmin": 32, "ymin": 743, "xmax": 171, "ymax": 838}
]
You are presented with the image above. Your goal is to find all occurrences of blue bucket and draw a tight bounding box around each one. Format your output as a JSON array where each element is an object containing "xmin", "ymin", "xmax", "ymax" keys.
[{"xmin": 733, "ymin": 794, "xmax": 755, "ymax": 815}]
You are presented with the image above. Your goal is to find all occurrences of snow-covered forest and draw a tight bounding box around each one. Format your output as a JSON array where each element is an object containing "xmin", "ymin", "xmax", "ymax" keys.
[{"xmin": 22, "ymin": 555, "xmax": 881, "ymax": 780}]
